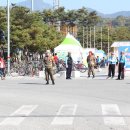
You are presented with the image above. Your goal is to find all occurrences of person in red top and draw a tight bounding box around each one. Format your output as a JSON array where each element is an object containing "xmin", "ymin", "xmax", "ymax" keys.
[
  {"xmin": 0, "ymin": 55, "xmax": 6, "ymax": 80},
  {"xmin": 53, "ymin": 53, "xmax": 59, "ymax": 64},
  {"xmin": 53, "ymin": 53, "xmax": 59, "ymax": 71}
]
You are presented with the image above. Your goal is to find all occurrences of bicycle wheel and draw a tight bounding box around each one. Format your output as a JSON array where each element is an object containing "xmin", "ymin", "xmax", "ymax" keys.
[
  {"xmin": 19, "ymin": 67, "xmax": 25, "ymax": 76},
  {"xmin": 10, "ymin": 68, "xmax": 19, "ymax": 77},
  {"xmin": 79, "ymin": 64, "xmax": 87, "ymax": 73}
]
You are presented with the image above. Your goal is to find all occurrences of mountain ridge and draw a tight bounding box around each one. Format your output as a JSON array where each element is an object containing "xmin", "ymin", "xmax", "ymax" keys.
[{"xmin": 1, "ymin": 0, "xmax": 130, "ymax": 18}]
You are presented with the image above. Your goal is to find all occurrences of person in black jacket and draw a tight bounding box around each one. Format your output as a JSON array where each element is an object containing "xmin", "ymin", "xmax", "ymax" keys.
[{"xmin": 65, "ymin": 52, "xmax": 73, "ymax": 79}]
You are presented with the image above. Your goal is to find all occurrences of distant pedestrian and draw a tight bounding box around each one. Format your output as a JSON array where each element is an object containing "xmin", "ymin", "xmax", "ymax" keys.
[
  {"xmin": 65, "ymin": 52, "xmax": 73, "ymax": 79},
  {"xmin": 87, "ymin": 51, "xmax": 96, "ymax": 78},
  {"xmin": 116, "ymin": 51, "xmax": 126, "ymax": 80},
  {"xmin": 43, "ymin": 51, "xmax": 55, "ymax": 85},
  {"xmin": 107, "ymin": 52, "xmax": 117, "ymax": 79},
  {"xmin": 0, "ymin": 55, "xmax": 6, "ymax": 80},
  {"xmin": 96, "ymin": 56, "xmax": 101, "ymax": 68},
  {"xmin": 53, "ymin": 53, "xmax": 59, "ymax": 71}
]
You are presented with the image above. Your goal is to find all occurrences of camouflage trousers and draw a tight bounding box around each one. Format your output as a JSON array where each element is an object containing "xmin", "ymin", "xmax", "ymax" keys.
[
  {"xmin": 45, "ymin": 68, "xmax": 54, "ymax": 83},
  {"xmin": 88, "ymin": 65, "xmax": 95, "ymax": 76}
]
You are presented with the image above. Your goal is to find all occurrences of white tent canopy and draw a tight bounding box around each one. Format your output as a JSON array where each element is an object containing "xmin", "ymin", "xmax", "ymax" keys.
[{"xmin": 54, "ymin": 33, "xmax": 83, "ymax": 62}]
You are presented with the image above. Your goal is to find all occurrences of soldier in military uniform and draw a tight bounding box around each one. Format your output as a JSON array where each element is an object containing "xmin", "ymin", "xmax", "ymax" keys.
[
  {"xmin": 43, "ymin": 51, "xmax": 55, "ymax": 85},
  {"xmin": 87, "ymin": 51, "xmax": 96, "ymax": 78}
]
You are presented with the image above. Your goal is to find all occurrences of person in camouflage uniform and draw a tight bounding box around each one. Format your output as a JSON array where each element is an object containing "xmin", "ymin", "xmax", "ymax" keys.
[
  {"xmin": 43, "ymin": 51, "xmax": 55, "ymax": 85},
  {"xmin": 87, "ymin": 51, "xmax": 96, "ymax": 78}
]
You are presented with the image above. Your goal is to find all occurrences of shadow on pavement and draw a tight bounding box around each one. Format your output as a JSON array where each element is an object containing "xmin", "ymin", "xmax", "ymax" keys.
[{"xmin": 19, "ymin": 83, "xmax": 44, "ymax": 85}]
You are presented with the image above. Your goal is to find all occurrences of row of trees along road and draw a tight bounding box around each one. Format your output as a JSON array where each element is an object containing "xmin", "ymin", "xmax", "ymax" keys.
[{"xmin": 0, "ymin": 6, "xmax": 130, "ymax": 54}]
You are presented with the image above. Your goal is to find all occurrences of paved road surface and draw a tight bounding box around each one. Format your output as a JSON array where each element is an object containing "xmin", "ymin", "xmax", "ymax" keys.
[{"xmin": 0, "ymin": 68, "xmax": 130, "ymax": 130}]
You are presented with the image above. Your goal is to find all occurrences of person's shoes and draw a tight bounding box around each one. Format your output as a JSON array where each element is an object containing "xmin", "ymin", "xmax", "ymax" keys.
[
  {"xmin": 52, "ymin": 81, "xmax": 55, "ymax": 85},
  {"xmin": 66, "ymin": 77, "xmax": 71, "ymax": 79},
  {"xmin": 46, "ymin": 82, "xmax": 49, "ymax": 84},
  {"xmin": 92, "ymin": 75, "xmax": 95, "ymax": 79},
  {"xmin": 1, "ymin": 76, "xmax": 4, "ymax": 80},
  {"xmin": 88, "ymin": 76, "xmax": 90, "ymax": 78},
  {"xmin": 121, "ymin": 78, "xmax": 124, "ymax": 80},
  {"xmin": 111, "ymin": 77, "xmax": 114, "ymax": 79},
  {"xmin": 116, "ymin": 78, "xmax": 120, "ymax": 80},
  {"xmin": 106, "ymin": 76, "xmax": 110, "ymax": 79}
]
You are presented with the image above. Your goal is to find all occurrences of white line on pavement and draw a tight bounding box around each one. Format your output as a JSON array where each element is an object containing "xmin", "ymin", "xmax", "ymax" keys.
[
  {"xmin": 0, "ymin": 105, "xmax": 38, "ymax": 126},
  {"xmin": 101, "ymin": 104, "xmax": 126, "ymax": 125},
  {"xmin": 51, "ymin": 104, "xmax": 77, "ymax": 125}
]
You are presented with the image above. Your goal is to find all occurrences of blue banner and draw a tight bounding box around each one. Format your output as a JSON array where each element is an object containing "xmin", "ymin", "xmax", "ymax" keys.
[{"xmin": 118, "ymin": 46, "xmax": 130, "ymax": 68}]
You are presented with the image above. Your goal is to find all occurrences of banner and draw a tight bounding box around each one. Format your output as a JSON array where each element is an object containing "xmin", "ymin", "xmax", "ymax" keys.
[{"xmin": 118, "ymin": 46, "xmax": 130, "ymax": 68}]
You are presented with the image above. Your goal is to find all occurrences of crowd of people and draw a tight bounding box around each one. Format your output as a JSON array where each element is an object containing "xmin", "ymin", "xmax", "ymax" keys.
[{"xmin": 0, "ymin": 50, "xmax": 127, "ymax": 84}]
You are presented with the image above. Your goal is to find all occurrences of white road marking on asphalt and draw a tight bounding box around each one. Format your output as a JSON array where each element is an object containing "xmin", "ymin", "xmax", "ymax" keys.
[
  {"xmin": 101, "ymin": 104, "xmax": 126, "ymax": 125},
  {"xmin": 0, "ymin": 105, "xmax": 38, "ymax": 126},
  {"xmin": 51, "ymin": 104, "xmax": 77, "ymax": 125}
]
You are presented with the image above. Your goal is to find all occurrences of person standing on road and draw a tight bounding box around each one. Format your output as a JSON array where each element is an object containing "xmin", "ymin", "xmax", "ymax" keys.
[
  {"xmin": 0, "ymin": 55, "xmax": 6, "ymax": 80},
  {"xmin": 116, "ymin": 51, "xmax": 126, "ymax": 80},
  {"xmin": 53, "ymin": 53, "xmax": 59, "ymax": 72},
  {"xmin": 65, "ymin": 52, "xmax": 73, "ymax": 79},
  {"xmin": 107, "ymin": 52, "xmax": 117, "ymax": 79},
  {"xmin": 87, "ymin": 51, "xmax": 96, "ymax": 78},
  {"xmin": 96, "ymin": 56, "xmax": 101, "ymax": 69},
  {"xmin": 43, "ymin": 51, "xmax": 55, "ymax": 85}
]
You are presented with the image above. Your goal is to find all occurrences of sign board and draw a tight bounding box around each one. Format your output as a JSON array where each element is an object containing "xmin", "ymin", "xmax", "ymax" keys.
[{"xmin": 118, "ymin": 46, "xmax": 130, "ymax": 69}]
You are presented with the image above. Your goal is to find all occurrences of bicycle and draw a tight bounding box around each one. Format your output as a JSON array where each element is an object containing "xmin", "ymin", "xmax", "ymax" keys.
[{"xmin": 73, "ymin": 61, "xmax": 87, "ymax": 73}]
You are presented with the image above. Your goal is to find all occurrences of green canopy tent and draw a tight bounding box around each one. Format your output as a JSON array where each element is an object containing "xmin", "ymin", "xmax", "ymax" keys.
[{"xmin": 54, "ymin": 33, "xmax": 83, "ymax": 61}]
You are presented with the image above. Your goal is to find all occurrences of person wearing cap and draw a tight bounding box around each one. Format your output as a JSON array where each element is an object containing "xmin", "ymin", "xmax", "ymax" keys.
[
  {"xmin": 65, "ymin": 52, "xmax": 73, "ymax": 79},
  {"xmin": 43, "ymin": 51, "xmax": 55, "ymax": 85},
  {"xmin": 87, "ymin": 51, "xmax": 96, "ymax": 78},
  {"xmin": 107, "ymin": 52, "xmax": 117, "ymax": 79},
  {"xmin": 116, "ymin": 51, "xmax": 126, "ymax": 80}
]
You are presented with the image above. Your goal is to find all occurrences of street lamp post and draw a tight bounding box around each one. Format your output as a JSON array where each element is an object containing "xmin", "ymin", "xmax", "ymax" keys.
[{"xmin": 7, "ymin": 0, "xmax": 10, "ymax": 74}]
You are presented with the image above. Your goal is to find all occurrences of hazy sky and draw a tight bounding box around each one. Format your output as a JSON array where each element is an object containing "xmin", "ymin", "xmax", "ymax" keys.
[{"xmin": 0, "ymin": 0, "xmax": 130, "ymax": 14}]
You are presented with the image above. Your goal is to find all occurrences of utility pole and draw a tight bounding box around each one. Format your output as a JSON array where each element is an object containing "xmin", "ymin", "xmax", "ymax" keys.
[
  {"xmin": 90, "ymin": 27, "xmax": 91, "ymax": 48},
  {"xmin": 94, "ymin": 26, "xmax": 96, "ymax": 48},
  {"xmin": 7, "ymin": 0, "xmax": 10, "ymax": 74},
  {"xmin": 83, "ymin": 26, "xmax": 85, "ymax": 48},
  {"xmin": 108, "ymin": 26, "xmax": 110, "ymax": 57},
  {"xmin": 31, "ymin": 0, "xmax": 34, "ymax": 12},
  {"xmin": 53, "ymin": 0, "xmax": 60, "ymax": 32},
  {"xmin": 86, "ymin": 27, "xmax": 88, "ymax": 48},
  {"xmin": 53, "ymin": 0, "xmax": 60, "ymax": 10},
  {"xmin": 101, "ymin": 26, "xmax": 103, "ymax": 50}
]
